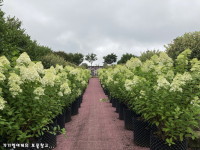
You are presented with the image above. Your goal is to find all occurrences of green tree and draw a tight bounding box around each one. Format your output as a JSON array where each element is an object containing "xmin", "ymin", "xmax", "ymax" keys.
[
  {"xmin": 54, "ymin": 51, "xmax": 84, "ymax": 65},
  {"xmin": 117, "ymin": 53, "xmax": 137, "ymax": 64},
  {"xmin": 139, "ymin": 50, "xmax": 160, "ymax": 62},
  {"xmin": 71, "ymin": 53, "xmax": 84, "ymax": 65},
  {"xmin": 85, "ymin": 53, "xmax": 97, "ymax": 66},
  {"xmin": 165, "ymin": 31, "xmax": 200, "ymax": 60},
  {"xmin": 103, "ymin": 53, "xmax": 117, "ymax": 64}
]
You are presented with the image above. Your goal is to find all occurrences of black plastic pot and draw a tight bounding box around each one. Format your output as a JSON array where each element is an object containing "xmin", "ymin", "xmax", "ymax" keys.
[
  {"xmin": 65, "ymin": 106, "xmax": 72, "ymax": 123},
  {"xmin": 40, "ymin": 121, "xmax": 57, "ymax": 150},
  {"xmin": 123, "ymin": 108, "xmax": 134, "ymax": 130},
  {"xmin": 132, "ymin": 118, "xmax": 151, "ymax": 147},
  {"xmin": 40, "ymin": 131, "xmax": 56, "ymax": 150},
  {"xmin": 119, "ymin": 103, "xmax": 126, "ymax": 120},
  {"xmin": 150, "ymin": 132, "xmax": 187, "ymax": 150},
  {"xmin": 115, "ymin": 100, "xmax": 120, "ymax": 113},
  {"xmin": 71, "ymin": 99, "xmax": 79, "ymax": 115},
  {"xmin": 56, "ymin": 109, "xmax": 66, "ymax": 132},
  {"xmin": 112, "ymin": 98, "xmax": 116, "ymax": 107}
]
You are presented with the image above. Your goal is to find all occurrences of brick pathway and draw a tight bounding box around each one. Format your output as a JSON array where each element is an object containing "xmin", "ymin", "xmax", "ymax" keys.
[{"xmin": 54, "ymin": 78, "xmax": 148, "ymax": 150}]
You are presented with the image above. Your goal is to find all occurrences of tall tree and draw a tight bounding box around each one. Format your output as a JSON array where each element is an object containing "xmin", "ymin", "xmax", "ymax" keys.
[
  {"xmin": 103, "ymin": 53, "xmax": 117, "ymax": 64},
  {"xmin": 85, "ymin": 53, "xmax": 97, "ymax": 66},
  {"xmin": 165, "ymin": 31, "xmax": 200, "ymax": 60},
  {"xmin": 117, "ymin": 53, "xmax": 136, "ymax": 64},
  {"xmin": 71, "ymin": 53, "xmax": 84, "ymax": 65}
]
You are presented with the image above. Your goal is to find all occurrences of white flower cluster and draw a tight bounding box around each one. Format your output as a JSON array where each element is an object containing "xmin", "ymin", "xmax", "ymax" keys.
[
  {"xmin": 141, "ymin": 60, "xmax": 154, "ymax": 72},
  {"xmin": 0, "ymin": 72, "xmax": 6, "ymax": 82},
  {"xmin": 55, "ymin": 65, "xmax": 64, "ymax": 73},
  {"xmin": 158, "ymin": 52, "xmax": 173, "ymax": 68},
  {"xmin": 70, "ymin": 69, "xmax": 80, "ymax": 75},
  {"xmin": 19, "ymin": 66, "xmax": 40, "ymax": 82},
  {"xmin": 16, "ymin": 52, "xmax": 31, "ymax": 66},
  {"xmin": 170, "ymin": 72, "xmax": 192, "ymax": 92},
  {"xmin": 126, "ymin": 58, "xmax": 142, "ymax": 70},
  {"xmin": 42, "ymin": 71, "xmax": 56, "ymax": 87},
  {"xmin": 190, "ymin": 58, "xmax": 200, "ymax": 74},
  {"xmin": 0, "ymin": 56, "xmax": 10, "ymax": 66},
  {"xmin": 0, "ymin": 96, "xmax": 6, "ymax": 110},
  {"xmin": 190, "ymin": 96, "xmax": 200, "ymax": 107},
  {"xmin": 34, "ymin": 62, "xmax": 44, "ymax": 74},
  {"xmin": 8, "ymin": 73, "xmax": 23, "ymax": 97},
  {"xmin": 60, "ymin": 83, "xmax": 71, "ymax": 95},
  {"xmin": 125, "ymin": 76, "xmax": 141, "ymax": 91},
  {"xmin": 155, "ymin": 76, "xmax": 170, "ymax": 91},
  {"xmin": 34, "ymin": 87, "xmax": 45, "ymax": 96}
]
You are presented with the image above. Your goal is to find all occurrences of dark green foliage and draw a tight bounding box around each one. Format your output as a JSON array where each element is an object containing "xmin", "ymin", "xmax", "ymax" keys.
[
  {"xmin": 85, "ymin": 53, "xmax": 97, "ymax": 66},
  {"xmin": 103, "ymin": 53, "xmax": 117, "ymax": 64},
  {"xmin": 41, "ymin": 53, "xmax": 76, "ymax": 69},
  {"xmin": 54, "ymin": 51, "xmax": 84, "ymax": 65},
  {"xmin": 117, "ymin": 53, "xmax": 137, "ymax": 64},
  {"xmin": 139, "ymin": 50, "xmax": 161, "ymax": 62},
  {"xmin": 80, "ymin": 63, "xmax": 88, "ymax": 69},
  {"xmin": 165, "ymin": 31, "xmax": 200, "ymax": 60}
]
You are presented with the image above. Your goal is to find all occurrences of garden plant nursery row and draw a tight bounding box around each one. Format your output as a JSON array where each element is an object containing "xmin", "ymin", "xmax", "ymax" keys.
[
  {"xmin": 98, "ymin": 49, "xmax": 200, "ymax": 150},
  {"xmin": 0, "ymin": 52, "xmax": 91, "ymax": 150}
]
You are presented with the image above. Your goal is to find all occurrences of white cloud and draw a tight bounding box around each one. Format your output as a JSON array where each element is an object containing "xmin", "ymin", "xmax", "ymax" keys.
[{"xmin": 2, "ymin": 0, "xmax": 200, "ymax": 65}]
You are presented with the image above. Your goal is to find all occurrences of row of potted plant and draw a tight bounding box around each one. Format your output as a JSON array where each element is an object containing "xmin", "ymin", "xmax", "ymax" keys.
[
  {"xmin": 98, "ymin": 49, "xmax": 200, "ymax": 150},
  {"xmin": 0, "ymin": 52, "xmax": 90, "ymax": 149}
]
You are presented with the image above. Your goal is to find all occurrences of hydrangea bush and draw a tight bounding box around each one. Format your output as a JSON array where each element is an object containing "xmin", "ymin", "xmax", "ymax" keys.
[
  {"xmin": 98, "ymin": 49, "xmax": 200, "ymax": 145},
  {"xmin": 0, "ymin": 52, "xmax": 90, "ymax": 143}
]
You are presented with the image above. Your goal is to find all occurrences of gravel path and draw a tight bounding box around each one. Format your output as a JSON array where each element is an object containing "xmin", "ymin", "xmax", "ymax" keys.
[{"xmin": 54, "ymin": 78, "xmax": 148, "ymax": 150}]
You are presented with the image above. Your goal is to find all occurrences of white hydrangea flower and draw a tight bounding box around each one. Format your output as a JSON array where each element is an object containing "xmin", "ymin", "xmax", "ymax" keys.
[
  {"xmin": 164, "ymin": 70, "xmax": 174, "ymax": 80},
  {"xmin": 0, "ymin": 73, "xmax": 6, "ymax": 81},
  {"xmin": 0, "ymin": 96, "xmax": 6, "ymax": 110},
  {"xmin": 190, "ymin": 58, "xmax": 200, "ymax": 74},
  {"xmin": 170, "ymin": 72, "xmax": 192, "ymax": 92},
  {"xmin": 155, "ymin": 76, "xmax": 170, "ymax": 91},
  {"xmin": 81, "ymin": 80, "xmax": 87, "ymax": 86},
  {"xmin": 158, "ymin": 52, "xmax": 173, "ymax": 67},
  {"xmin": 70, "ymin": 69, "xmax": 80, "ymax": 75},
  {"xmin": 8, "ymin": 73, "xmax": 23, "ymax": 97},
  {"xmin": 125, "ymin": 79, "xmax": 133, "ymax": 91},
  {"xmin": 20, "ymin": 66, "xmax": 40, "ymax": 82},
  {"xmin": 60, "ymin": 83, "xmax": 71, "ymax": 95},
  {"xmin": 42, "ymin": 72, "xmax": 56, "ymax": 87},
  {"xmin": 0, "ymin": 56, "xmax": 10, "ymax": 66},
  {"xmin": 190, "ymin": 96, "xmax": 200, "ymax": 107},
  {"xmin": 34, "ymin": 62, "xmax": 44, "ymax": 74},
  {"xmin": 16, "ymin": 52, "xmax": 31, "ymax": 66},
  {"xmin": 141, "ymin": 60, "xmax": 154, "ymax": 72},
  {"xmin": 64, "ymin": 66, "xmax": 74, "ymax": 72},
  {"xmin": 55, "ymin": 65, "xmax": 63, "ymax": 73},
  {"xmin": 34, "ymin": 87, "xmax": 45, "ymax": 96},
  {"xmin": 151, "ymin": 55, "xmax": 159, "ymax": 63},
  {"xmin": 9, "ymin": 84, "xmax": 22, "ymax": 97},
  {"xmin": 125, "ymin": 76, "xmax": 141, "ymax": 91},
  {"xmin": 126, "ymin": 58, "xmax": 142, "ymax": 69},
  {"xmin": 58, "ymin": 91, "xmax": 63, "ymax": 97},
  {"xmin": 9, "ymin": 73, "xmax": 22, "ymax": 85}
]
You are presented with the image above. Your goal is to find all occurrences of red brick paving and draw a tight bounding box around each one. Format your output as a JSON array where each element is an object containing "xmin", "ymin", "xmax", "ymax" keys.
[{"xmin": 54, "ymin": 78, "xmax": 148, "ymax": 150}]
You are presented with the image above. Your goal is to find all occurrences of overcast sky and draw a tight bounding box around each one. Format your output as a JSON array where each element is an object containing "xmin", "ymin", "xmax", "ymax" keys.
[{"xmin": 2, "ymin": 0, "xmax": 200, "ymax": 65}]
